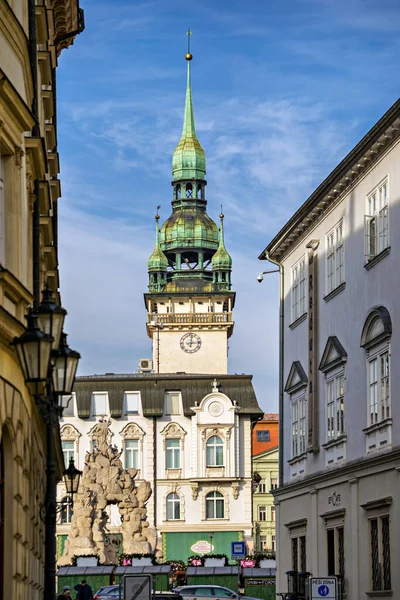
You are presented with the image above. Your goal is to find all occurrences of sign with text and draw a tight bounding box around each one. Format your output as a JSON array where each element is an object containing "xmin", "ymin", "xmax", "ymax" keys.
[
  {"xmin": 231, "ymin": 541, "xmax": 246, "ymax": 559},
  {"xmin": 310, "ymin": 577, "xmax": 337, "ymax": 599},
  {"xmin": 124, "ymin": 575, "xmax": 152, "ymax": 600}
]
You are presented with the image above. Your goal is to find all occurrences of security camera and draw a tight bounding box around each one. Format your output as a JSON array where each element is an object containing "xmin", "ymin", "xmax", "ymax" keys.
[{"xmin": 256, "ymin": 273, "xmax": 264, "ymax": 283}]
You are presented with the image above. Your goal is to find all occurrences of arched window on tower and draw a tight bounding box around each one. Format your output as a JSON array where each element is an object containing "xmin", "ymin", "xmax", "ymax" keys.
[
  {"xmin": 197, "ymin": 185, "xmax": 202, "ymax": 199},
  {"xmin": 186, "ymin": 183, "xmax": 193, "ymax": 198},
  {"xmin": 176, "ymin": 184, "xmax": 181, "ymax": 199}
]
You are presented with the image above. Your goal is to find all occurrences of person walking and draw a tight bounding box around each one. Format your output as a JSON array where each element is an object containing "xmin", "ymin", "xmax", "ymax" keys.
[
  {"xmin": 57, "ymin": 586, "xmax": 72, "ymax": 599},
  {"xmin": 74, "ymin": 579, "xmax": 93, "ymax": 600}
]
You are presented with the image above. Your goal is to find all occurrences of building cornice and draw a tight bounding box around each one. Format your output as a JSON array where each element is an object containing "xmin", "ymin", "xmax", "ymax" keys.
[{"xmin": 260, "ymin": 99, "xmax": 400, "ymax": 262}]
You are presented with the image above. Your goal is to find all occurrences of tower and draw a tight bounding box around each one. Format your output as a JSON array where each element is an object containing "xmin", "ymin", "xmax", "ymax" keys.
[{"xmin": 145, "ymin": 44, "xmax": 235, "ymax": 374}]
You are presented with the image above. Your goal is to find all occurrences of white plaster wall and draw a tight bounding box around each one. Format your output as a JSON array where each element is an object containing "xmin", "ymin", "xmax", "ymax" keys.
[{"xmin": 281, "ymin": 139, "xmax": 400, "ymax": 483}]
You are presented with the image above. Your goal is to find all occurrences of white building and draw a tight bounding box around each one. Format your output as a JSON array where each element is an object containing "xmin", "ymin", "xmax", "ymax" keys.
[
  {"xmin": 259, "ymin": 98, "xmax": 400, "ymax": 598},
  {"xmin": 57, "ymin": 50, "xmax": 262, "ymax": 563}
]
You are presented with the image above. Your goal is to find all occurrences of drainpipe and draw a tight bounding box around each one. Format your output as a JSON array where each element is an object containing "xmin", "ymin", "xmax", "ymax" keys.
[
  {"xmin": 264, "ymin": 251, "xmax": 284, "ymax": 487},
  {"xmin": 153, "ymin": 416, "xmax": 157, "ymax": 530}
]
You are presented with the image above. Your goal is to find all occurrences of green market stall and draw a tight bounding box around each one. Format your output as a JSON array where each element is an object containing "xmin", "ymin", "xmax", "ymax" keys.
[
  {"xmin": 162, "ymin": 531, "xmax": 243, "ymax": 563},
  {"xmin": 186, "ymin": 566, "xmax": 239, "ymax": 592},
  {"xmin": 242, "ymin": 568, "xmax": 276, "ymax": 600},
  {"xmin": 56, "ymin": 566, "xmax": 115, "ymax": 595},
  {"xmin": 115, "ymin": 565, "xmax": 172, "ymax": 592}
]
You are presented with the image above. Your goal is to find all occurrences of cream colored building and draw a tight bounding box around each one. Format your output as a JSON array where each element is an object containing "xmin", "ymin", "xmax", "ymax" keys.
[
  {"xmin": 253, "ymin": 446, "xmax": 278, "ymax": 554},
  {"xmin": 259, "ymin": 99, "xmax": 400, "ymax": 598},
  {"xmin": 0, "ymin": 1, "xmax": 83, "ymax": 598}
]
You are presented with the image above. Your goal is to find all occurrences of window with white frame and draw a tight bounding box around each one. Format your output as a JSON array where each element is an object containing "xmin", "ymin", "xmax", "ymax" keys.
[
  {"xmin": 369, "ymin": 515, "xmax": 391, "ymax": 592},
  {"xmin": 260, "ymin": 535, "xmax": 267, "ymax": 551},
  {"xmin": 258, "ymin": 480, "xmax": 266, "ymax": 493},
  {"xmin": 61, "ymin": 440, "xmax": 75, "ymax": 469},
  {"xmin": 291, "ymin": 257, "xmax": 307, "ymax": 322},
  {"xmin": 124, "ymin": 392, "xmax": 139, "ymax": 415},
  {"xmin": 91, "ymin": 392, "xmax": 108, "ymax": 416},
  {"xmin": 271, "ymin": 506, "xmax": 276, "ymax": 522},
  {"xmin": 259, "ymin": 506, "xmax": 266, "ymax": 521},
  {"xmin": 206, "ymin": 435, "xmax": 224, "ymax": 466},
  {"xmin": 365, "ymin": 179, "xmax": 389, "ymax": 261},
  {"xmin": 368, "ymin": 350, "xmax": 390, "ymax": 425},
  {"xmin": 326, "ymin": 220, "xmax": 344, "ymax": 294},
  {"xmin": 166, "ymin": 439, "xmax": 180, "ymax": 469},
  {"xmin": 270, "ymin": 477, "xmax": 278, "ymax": 490},
  {"xmin": 59, "ymin": 496, "xmax": 73, "ymax": 524},
  {"xmin": 291, "ymin": 395, "xmax": 307, "ymax": 458},
  {"xmin": 326, "ymin": 373, "xmax": 345, "ymax": 441},
  {"xmin": 205, "ymin": 491, "xmax": 224, "ymax": 519},
  {"xmin": 272, "ymin": 535, "xmax": 276, "ymax": 552},
  {"xmin": 166, "ymin": 493, "xmax": 181, "ymax": 520},
  {"xmin": 125, "ymin": 439, "xmax": 139, "ymax": 469},
  {"xmin": 165, "ymin": 392, "xmax": 180, "ymax": 415}
]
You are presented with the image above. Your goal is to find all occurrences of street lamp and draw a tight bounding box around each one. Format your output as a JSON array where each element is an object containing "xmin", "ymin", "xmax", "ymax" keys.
[
  {"xmin": 12, "ymin": 285, "xmax": 80, "ymax": 600},
  {"xmin": 63, "ymin": 456, "xmax": 82, "ymax": 497}
]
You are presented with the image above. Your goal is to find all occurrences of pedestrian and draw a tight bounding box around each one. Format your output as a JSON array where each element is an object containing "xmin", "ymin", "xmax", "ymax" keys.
[
  {"xmin": 57, "ymin": 585, "xmax": 72, "ymax": 599},
  {"xmin": 74, "ymin": 579, "xmax": 93, "ymax": 600}
]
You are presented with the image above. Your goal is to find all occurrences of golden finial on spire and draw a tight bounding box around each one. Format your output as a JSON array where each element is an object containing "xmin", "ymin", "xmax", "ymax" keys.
[
  {"xmin": 220, "ymin": 204, "xmax": 224, "ymax": 219},
  {"xmin": 186, "ymin": 28, "xmax": 193, "ymax": 61}
]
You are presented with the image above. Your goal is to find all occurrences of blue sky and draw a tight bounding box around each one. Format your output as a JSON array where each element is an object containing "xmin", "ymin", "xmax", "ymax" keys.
[{"xmin": 56, "ymin": 0, "xmax": 400, "ymax": 411}]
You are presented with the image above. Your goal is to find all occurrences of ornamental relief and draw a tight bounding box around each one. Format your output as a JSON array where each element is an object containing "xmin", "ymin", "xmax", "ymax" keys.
[
  {"xmin": 60, "ymin": 424, "xmax": 81, "ymax": 441},
  {"xmin": 161, "ymin": 422, "xmax": 187, "ymax": 450},
  {"xmin": 120, "ymin": 422, "xmax": 146, "ymax": 450}
]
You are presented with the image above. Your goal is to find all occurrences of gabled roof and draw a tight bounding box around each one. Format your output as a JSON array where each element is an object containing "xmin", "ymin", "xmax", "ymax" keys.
[
  {"xmin": 284, "ymin": 361, "xmax": 308, "ymax": 394},
  {"xmin": 319, "ymin": 336, "xmax": 347, "ymax": 373},
  {"xmin": 253, "ymin": 444, "xmax": 279, "ymax": 459}
]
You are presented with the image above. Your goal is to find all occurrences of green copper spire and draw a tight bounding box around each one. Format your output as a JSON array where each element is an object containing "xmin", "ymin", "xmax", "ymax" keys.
[
  {"xmin": 172, "ymin": 40, "xmax": 206, "ymax": 181},
  {"xmin": 148, "ymin": 214, "xmax": 168, "ymax": 272},
  {"xmin": 212, "ymin": 212, "xmax": 232, "ymax": 271}
]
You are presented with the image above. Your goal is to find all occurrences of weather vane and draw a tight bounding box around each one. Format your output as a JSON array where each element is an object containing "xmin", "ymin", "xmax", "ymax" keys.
[
  {"xmin": 186, "ymin": 28, "xmax": 193, "ymax": 60},
  {"xmin": 156, "ymin": 205, "xmax": 161, "ymax": 220}
]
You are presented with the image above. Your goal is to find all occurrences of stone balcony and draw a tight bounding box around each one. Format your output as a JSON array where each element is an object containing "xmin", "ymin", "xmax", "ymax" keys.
[{"xmin": 148, "ymin": 312, "xmax": 232, "ymax": 325}]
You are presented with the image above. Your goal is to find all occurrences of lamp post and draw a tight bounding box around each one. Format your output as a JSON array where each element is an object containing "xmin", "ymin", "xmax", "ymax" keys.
[
  {"xmin": 208, "ymin": 531, "xmax": 215, "ymax": 553},
  {"xmin": 13, "ymin": 286, "xmax": 81, "ymax": 600}
]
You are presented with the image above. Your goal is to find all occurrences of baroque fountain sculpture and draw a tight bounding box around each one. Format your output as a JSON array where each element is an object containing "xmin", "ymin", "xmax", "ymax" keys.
[{"xmin": 59, "ymin": 419, "xmax": 155, "ymax": 565}]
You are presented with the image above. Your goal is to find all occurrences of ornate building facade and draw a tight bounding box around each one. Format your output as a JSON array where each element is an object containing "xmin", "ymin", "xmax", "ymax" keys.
[
  {"xmin": 57, "ymin": 50, "xmax": 262, "ymax": 563},
  {"xmin": 0, "ymin": 1, "xmax": 83, "ymax": 598}
]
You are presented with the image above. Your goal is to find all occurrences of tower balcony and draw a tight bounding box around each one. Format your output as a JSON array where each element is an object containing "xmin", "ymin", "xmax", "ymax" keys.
[{"xmin": 147, "ymin": 312, "xmax": 232, "ymax": 325}]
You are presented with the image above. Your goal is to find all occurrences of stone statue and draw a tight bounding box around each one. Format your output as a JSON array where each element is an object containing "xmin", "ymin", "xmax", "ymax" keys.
[{"xmin": 59, "ymin": 420, "xmax": 153, "ymax": 565}]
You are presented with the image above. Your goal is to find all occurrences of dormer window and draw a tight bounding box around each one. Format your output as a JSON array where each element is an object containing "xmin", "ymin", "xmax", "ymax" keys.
[
  {"xmin": 124, "ymin": 392, "xmax": 140, "ymax": 415},
  {"xmin": 91, "ymin": 392, "xmax": 108, "ymax": 416},
  {"xmin": 165, "ymin": 392, "xmax": 181, "ymax": 415}
]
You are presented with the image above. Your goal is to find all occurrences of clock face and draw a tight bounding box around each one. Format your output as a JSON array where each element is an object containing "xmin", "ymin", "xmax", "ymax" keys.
[{"xmin": 180, "ymin": 332, "xmax": 202, "ymax": 353}]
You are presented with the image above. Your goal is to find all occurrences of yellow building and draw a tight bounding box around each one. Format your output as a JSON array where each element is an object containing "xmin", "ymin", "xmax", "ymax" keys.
[
  {"xmin": 253, "ymin": 445, "xmax": 279, "ymax": 553},
  {"xmin": 0, "ymin": 1, "xmax": 83, "ymax": 598}
]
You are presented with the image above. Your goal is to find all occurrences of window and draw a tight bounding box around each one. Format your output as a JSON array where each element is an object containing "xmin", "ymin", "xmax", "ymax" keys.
[
  {"xmin": 368, "ymin": 351, "xmax": 390, "ymax": 425},
  {"xmin": 259, "ymin": 506, "xmax": 266, "ymax": 521},
  {"xmin": 260, "ymin": 535, "xmax": 267, "ymax": 551},
  {"xmin": 326, "ymin": 373, "xmax": 345, "ymax": 441},
  {"xmin": 166, "ymin": 493, "xmax": 181, "ymax": 520},
  {"xmin": 327, "ymin": 527, "xmax": 345, "ymax": 581},
  {"xmin": 60, "ymin": 496, "xmax": 73, "ymax": 524},
  {"xmin": 326, "ymin": 220, "xmax": 344, "ymax": 293},
  {"xmin": 292, "ymin": 536, "xmax": 306, "ymax": 572},
  {"xmin": 256, "ymin": 430, "xmax": 270, "ymax": 442},
  {"xmin": 205, "ymin": 491, "xmax": 224, "ymax": 519},
  {"xmin": 272, "ymin": 535, "xmax": 276, "ymax": 552},
  {"xmin": 206, "ymin": 436, "xmax": 224, "ymax": 466},
  {"xmin": 365, "ymin": 180, "xmax": 389, "ymax": 261},
  {"xmin": 166, "ymin": 439, "xmax": 180, "ymax": 469},
  {"xmin": 270, "ymin": 478, "xmax": 278, "ymax": 490},
  {"xmin": 291, "ymin": 395, "xmax": 307, "ymax": 458},
  {"xmin": 61, "ymin": 440, "xmax": 75, "ymax": 469},
  {"xmin": 291, "ymin": 257, "xmax": 306, "ymax": 322},
  {"xmin": 125, "ymin": 439, "xmax": 139, "ymax": 469},
  {"xmin": 271, "ymin": 506, "xmax": 276, "ymax": 522},
  {"xmin": 125, "ymin": 392, "xmax": 139, "ymax": 415},
  {"xmin": 165, "ymin": 392, "xmax": 180, "ymax": 415},
  {"xmin": 91, "ymin": 392, "xmax": 108, "ymax": 416},
  {"xmin": 258, "ymin": 480, "xmax": 266, "ymax": 493},
  {"xmin": 370, "ymin": 516, "xmax": 391, "ymax": 592}
]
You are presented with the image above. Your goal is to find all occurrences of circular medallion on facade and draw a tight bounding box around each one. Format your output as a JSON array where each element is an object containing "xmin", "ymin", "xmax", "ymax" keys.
[
  {"xmin": 208, "ymin": 400, "xmax": 223, "ymax": 417},
  {"xmin": 180, "ymin": 332, "xmax": 202, "ymax": 353}
]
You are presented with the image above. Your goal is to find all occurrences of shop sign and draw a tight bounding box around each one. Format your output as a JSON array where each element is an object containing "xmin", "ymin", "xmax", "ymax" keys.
[
  {"xmin": 241, "ymin": 560, "xmax": 256, "ymax": 568},
  {"xmin": 190, "ymin": 541, "xmax": 214, "ymax": 554},
  {"xmin": 246, "ymin": 579, "xmax": 275, "ymax": 586}
]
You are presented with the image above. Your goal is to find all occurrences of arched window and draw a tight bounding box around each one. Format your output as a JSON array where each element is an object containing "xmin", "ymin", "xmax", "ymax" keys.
[
  {"xmin": 206, "ymin": 491, "xmax": 224, "ymax": 519},
  {"xmin": 197, "ymin": 185, "xmax": 202, "ymax": 199},
  {"xmin": 166, "ymin": 493, "xmax": 181, "ymax": 520},
  {"xmin": 206, "ymin": 436, "xmax": 224, "ymax": 466},
  {"xmin": 60, "ymin": 496, "xmax": 73, "ymax": 524},
  {"xmin": 361, "ymin": 307, "xmax": 392, "ymax": 426},
  {"xmin": 185, "ymin": 183, "xmax": 193, "ymax": 198},
  {"xmin": 176, "ymin": 184, "xmax": 181, "ymax": 199}
]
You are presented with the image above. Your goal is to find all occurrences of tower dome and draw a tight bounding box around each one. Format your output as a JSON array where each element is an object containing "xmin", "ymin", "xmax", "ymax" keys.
[
  {"xmin": 212, "ymin": 213, "xmax": 232, "ymax": 270},
  {"xmin": 148, "ymin": 215, "xmax": 168, "ymax": 272}
]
